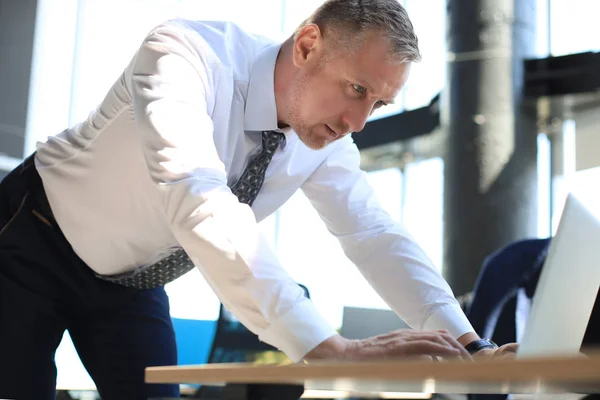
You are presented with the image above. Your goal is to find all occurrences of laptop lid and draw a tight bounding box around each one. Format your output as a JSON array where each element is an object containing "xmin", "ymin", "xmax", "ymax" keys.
[
  {"xmin": 518, "ymin": 193, "xmax": 600, "ymax": 357},
  {"xmin": 341, "ymin": 306, "xmax": 410, "ymax": 340}
]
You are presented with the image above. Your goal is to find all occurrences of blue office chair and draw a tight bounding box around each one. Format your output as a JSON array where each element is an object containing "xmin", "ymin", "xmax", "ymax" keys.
[
  {"xmin": 171, "ymin": 318, "xmax": 217, "ymax": 366},
  {"xmin": 466, "ymin": 238, "xmax": 551, "ymax": 347}
]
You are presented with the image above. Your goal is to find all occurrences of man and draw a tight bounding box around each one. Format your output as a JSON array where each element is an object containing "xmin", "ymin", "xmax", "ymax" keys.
[{"xmin": 0, "ymin": 0, "xmax": 516, "ymax": 399}]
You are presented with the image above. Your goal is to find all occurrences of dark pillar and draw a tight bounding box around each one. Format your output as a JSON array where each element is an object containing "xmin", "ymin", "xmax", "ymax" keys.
[
  {"xmin": 443, "ymin": 0, "xmax": 538, "ymax": 296},
  {"xmin": 0, "ymin": 0, "xmax": 38, "ymax": 159}
]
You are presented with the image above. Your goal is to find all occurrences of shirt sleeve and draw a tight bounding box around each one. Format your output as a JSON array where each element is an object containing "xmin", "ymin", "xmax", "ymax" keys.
[
  {"xmin": 301, "ymin": 136, "xmax": 474, "ymax": 339},
  {"xmin": 128, "ymin": 24, "xmax": 337, "ymax": 362}
]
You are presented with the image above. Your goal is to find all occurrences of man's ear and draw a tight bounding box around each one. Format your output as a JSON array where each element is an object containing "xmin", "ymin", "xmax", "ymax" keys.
[{"xmin": 292, "ymin": 24, "xmax": 323, "ymax": 68}]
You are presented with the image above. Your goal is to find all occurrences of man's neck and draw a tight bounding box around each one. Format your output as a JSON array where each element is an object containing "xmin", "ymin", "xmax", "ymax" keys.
[{"xmin": 273, "ymin": 37, "xmax": 294, "ymax": 126}]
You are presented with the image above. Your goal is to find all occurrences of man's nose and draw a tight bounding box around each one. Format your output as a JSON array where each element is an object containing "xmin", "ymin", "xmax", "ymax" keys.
[{"xmin": 342, "ymin": 106, "xmax": 370, "ymax": 133}]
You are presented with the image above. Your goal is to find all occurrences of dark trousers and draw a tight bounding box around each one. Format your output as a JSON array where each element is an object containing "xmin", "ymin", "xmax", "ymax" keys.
[{"xmin": 0, "ymin": 157, "xmax": 179, "ymax": 400}]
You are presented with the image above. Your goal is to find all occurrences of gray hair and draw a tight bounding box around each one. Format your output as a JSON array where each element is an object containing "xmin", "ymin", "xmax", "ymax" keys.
[{"xmin": 294, "ymin": 0, "xmax": 421, "ymax": 63}]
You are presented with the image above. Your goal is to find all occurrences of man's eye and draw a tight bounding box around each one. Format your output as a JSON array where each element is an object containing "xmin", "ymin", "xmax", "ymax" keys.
[{"xmin": 352, "ymin": 84, "xmax": 366, "ymax": 95}]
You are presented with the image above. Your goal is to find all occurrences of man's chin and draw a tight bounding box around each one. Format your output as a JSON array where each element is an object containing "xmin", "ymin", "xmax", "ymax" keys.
[
  {"xmin": 296, "ymin": 131, "xmax": 331, "ymax": 150},
  {"xmin": 301, "ymin": 137, "xmax": 330, "ymax": 150}
]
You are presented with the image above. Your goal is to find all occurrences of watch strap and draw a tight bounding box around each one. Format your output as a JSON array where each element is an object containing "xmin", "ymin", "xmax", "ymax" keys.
[{"xmin": 465, "ymin": 338, "xmax": 498, "ymax": 354}]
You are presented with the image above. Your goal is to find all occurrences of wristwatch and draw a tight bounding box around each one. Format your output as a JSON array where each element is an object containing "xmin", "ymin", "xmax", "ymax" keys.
[{"xmin": 465, "ymin": 338, "xmax": 498, "ymax": 354}]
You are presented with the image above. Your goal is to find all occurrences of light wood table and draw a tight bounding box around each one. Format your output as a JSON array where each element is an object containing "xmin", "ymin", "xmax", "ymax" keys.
[{"xmin": 146, "ymin": 353, "xmax": 600, "ymax": 398}]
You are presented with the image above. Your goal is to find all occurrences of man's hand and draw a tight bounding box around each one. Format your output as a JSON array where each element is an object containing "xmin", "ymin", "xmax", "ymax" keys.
[
  {"xmin": 473, "ymin": 343, "xmax": 519, "ymax": 360},
  {"xmin": 305, "ymin": 330, "xmax": 472, "ymax": 361}
]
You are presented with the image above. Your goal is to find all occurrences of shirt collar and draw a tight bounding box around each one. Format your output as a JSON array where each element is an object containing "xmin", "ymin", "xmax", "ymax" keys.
[{"xmin": 244, "ymin": 43, "xmax": 283, "ymax": 132}]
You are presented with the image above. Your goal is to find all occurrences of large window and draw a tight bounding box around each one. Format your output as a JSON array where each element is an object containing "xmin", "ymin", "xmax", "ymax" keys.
[
  {"xmin": 548, "ymin": 0, "xmax": 600, "ymax": 56},
  {"xmin": 274, "ymin": 168, "xmax": 405, "ymax": 329},
  {"xmin": 535, "ymin": 0, "xmax": 600, "ymax": 235},
  {"xmin": 401, "ymin": 0, "xmax": 446, "ymax": 111},
  {"xmin": 546, "ymin": 121, "xmax": 600, "ymax": 235}
]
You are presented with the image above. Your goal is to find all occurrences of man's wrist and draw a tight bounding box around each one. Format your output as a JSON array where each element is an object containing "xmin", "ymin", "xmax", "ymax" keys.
[
  {"xmin": 457, "ymin": 332, "xmax": 481, "ymax": 347},
  {"xmin": 304, "ymin": 334, "xmax": 351, "ymax": 360},
  {"xmin": 464, "ymin": 338, "xmax": 498, "ymax": 354}
]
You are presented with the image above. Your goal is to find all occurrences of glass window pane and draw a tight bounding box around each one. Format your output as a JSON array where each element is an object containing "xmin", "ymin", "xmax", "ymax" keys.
[
  {"xmin": 178, "ymin": 0, "xmax": 284, "ymax": 40},
  {"xmin": 402, "ymin": 0, "xmax": 446, "ymax": 110},
  {"xmin": 537, "ymin": 133, "xmax": 552, "ymax": 237},
  {"xmin": 276, "ymin": 191, "xmax": 359, "ymax": 330},
  {"xmin": 402, "ymin": 158, "xmax": 444, "ymax": 271},
  {"xmin": 365, "ymin": 167, "xmax": 403, "ymax": 222},
  {"xmin": 276, "ymin": 168, "xmax": 403, "ymax": 328},
  {"xmin": 68, "ymin": 0, "xmax": 182, "ymax": 124},
  {"xmin": 551, "ymin": 120, "xmax": 577, "ymax": 233},
  {"xmin": 536, "ymin": 0, "xmax": 550, "ymax": 57},
  {"xmin": 282, "ymin": 0, "xmax": 325, "ymax": 35},
  {"xmin": 550, "ymin": 0, "xmax": 600, "ymax": 56},
  {"xmin": 24, "ymin": 0, "xmax": 79, "ymax": 155}
]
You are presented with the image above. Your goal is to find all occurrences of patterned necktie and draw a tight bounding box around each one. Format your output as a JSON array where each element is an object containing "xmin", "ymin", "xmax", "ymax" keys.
[{"xmin": 96, "ymin": 131, "xmax": 286, "ymax": 290}]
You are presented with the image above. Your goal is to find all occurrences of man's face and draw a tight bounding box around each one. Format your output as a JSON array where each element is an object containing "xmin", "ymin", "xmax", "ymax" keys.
[{"xmin": 286, "ymin": 29, "xmax": 411, "ymax": 150}]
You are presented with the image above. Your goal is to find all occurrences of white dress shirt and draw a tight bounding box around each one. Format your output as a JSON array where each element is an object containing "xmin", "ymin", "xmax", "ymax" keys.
[{"xmin": 35, "ymin": 19, "xmax": 473, "ymax": 362}]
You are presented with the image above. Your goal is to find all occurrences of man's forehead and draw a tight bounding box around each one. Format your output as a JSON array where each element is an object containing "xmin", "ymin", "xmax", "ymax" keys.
[{"xmin": 336, "ymin": 34, "xmax": 410, "ymax": 98}]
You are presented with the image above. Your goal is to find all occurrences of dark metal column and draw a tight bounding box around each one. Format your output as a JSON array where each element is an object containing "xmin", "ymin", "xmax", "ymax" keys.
[
  {"xmin": 443, "ymin": 0, "xmax": 538, "ymax": 296},
  {"xmin": 0, "ymin": 0, "xmax": 39, "ymax": 159}
]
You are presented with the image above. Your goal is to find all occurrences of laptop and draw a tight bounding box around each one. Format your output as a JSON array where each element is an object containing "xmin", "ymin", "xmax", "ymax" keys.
[
  {"xmin": 341, "ymin": 306, "xmax": 410, "ymax": 340},
  {"xmin": 517, "ymin": 193, "xmax": 600, "ymax": 358}
]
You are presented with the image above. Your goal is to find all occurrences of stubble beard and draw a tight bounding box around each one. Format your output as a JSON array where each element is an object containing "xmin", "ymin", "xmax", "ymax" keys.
[{"xmin": 286, "ymin": 67, "xmax": 330, "ymax": 151}]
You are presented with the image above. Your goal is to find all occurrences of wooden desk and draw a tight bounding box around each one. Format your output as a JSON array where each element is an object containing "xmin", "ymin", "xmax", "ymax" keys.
[{"xmin": 146, "ymin": 354, "xmax": 600, "ymax": 398}]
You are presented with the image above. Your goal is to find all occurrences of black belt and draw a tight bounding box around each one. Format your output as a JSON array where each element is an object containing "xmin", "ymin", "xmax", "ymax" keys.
[{"xmin": 20, "ymin": 153, "xmax": 56, "ymax": 224}]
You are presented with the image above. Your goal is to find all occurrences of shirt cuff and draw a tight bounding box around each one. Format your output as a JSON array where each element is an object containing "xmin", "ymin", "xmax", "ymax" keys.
[
  {"xmin": 259, "ymin": 298, "xmax": 338, "ymax": 363},
  {"xmin": 421, "ymin": 303, "xmax": 475, "ymax": 339}
]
